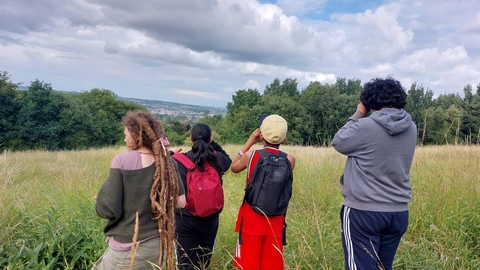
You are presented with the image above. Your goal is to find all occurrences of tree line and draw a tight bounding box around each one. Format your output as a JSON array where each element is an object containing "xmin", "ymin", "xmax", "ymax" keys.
[
  {"xmin": 2, "ymin": 70, "xmax": 480, "ymax": 152},
  {"xmin": 200, "ymin": 77, "xmax": 480, "ymax": 146},
  {"xmin": 0, "ymin": 71, "xmax": 145, "ymax": 151}
]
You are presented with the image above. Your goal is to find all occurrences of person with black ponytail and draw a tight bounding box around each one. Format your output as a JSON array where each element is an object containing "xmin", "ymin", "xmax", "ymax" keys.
[{"xmin": 171, "ymin": 123, "xmax": 232, "ymax": 270}]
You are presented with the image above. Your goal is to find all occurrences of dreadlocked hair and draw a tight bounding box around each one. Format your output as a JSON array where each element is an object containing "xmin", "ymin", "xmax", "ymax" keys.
[{"xmin": 122, "ymin": 111, "xmax": 179, "ymax": 270}]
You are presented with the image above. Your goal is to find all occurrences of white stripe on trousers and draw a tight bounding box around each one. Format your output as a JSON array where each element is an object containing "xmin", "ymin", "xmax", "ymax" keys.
[
  {"xmin": 343, "ymin": 206, "xmax": 357, "ymax": 270},
  {"xmin": 235, "ymin": 238, "xmax": 241, "ymax": 258}
]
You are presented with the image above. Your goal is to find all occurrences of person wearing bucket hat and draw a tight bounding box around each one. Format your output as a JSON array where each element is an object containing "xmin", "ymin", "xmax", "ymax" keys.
[{"xmin": 230, "ymin": 114, "xmax": 296, "ymax": 270}]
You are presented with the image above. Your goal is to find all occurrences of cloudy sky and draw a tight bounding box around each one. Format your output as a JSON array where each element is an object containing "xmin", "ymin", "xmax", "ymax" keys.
[{"xmin": 1, "ymin": 0, "xmax": 479, "ymax": 107}]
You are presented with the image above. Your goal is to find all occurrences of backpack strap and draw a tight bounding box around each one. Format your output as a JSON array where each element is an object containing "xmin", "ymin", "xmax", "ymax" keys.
[
  {"xmin": 172, "ymin": 153, "xmax": 195, "ymax": 170},
  {"xmin": 257, "ymin": 148, "xmax": 288, "ymax": 159}
]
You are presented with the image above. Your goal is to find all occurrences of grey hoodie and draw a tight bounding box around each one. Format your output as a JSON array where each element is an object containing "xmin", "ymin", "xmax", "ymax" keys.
[{"xmin": 332, "ymin": 108, "xmax": 417, "ymax": 212}]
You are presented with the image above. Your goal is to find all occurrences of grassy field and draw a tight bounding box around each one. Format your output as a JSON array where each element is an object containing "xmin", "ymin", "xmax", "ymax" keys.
[{"xmin": 0, "ymin": 145, "xmax": 479, "ymax": 269}]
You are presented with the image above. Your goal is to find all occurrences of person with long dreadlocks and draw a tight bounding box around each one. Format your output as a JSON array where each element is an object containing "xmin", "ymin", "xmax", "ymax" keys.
[
  {"xmin": 93, "ymin": 111, "xmax": 186, "ymax": 270},
  {"xmin": 172, "ymin": 123, "xmax": 232, "ymax": 270}
]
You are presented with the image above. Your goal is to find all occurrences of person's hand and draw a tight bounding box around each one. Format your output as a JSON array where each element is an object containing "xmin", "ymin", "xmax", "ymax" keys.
[
  {"xmin": 170, "ymin": 147, "xmax": 182, "ymax": 153},
  {"xmin": 247, "ymin": 128, "xmax": 261, "ymax": 145},
  {"xmin": 210, "ymin": 140, "xmax": 220, "ymax": 150},
  {"xmin": 357, "ymin": 103, "xmax": 369, "ymax": 115}
]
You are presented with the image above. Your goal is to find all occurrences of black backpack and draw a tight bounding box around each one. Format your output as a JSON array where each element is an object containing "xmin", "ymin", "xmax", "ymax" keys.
[{"xmin": 244, "ymin": 149, "xmax": 293, "ymax": 216}]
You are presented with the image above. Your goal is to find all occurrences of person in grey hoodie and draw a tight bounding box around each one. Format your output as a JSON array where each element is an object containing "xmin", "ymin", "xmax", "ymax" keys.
[{"xmin": 332, "ymin": 77, "xmax": 417, "ymax": 270}]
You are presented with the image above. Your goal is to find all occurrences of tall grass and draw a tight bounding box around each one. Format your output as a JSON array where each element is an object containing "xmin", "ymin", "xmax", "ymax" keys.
[{"xmin": 0, "ymin": 145, "xmax": 479, "ymax": 269}]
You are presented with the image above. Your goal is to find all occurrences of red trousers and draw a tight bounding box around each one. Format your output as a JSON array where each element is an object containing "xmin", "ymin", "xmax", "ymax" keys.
[{"xmin": 233, "ymin": 233, "xmax": 284, "ymax": 270}]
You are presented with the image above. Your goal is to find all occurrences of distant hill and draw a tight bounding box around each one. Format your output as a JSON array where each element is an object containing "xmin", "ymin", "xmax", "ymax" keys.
[
  {"xmin": 119, "ymin": 97, "xmax": 227, "ymax": 121},
  {"xmin": 18, "ymin": 85, "xmax": 224, "ymax": 121}
]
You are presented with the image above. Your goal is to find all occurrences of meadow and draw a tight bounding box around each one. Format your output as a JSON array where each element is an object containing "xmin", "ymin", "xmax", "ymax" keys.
[{"xmin": 0, "ymin": 145, "xmax": 479, "ymax": 269}]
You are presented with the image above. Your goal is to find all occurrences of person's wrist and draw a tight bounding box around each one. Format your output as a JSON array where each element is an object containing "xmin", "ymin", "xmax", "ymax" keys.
[
  {"xmin": 357, "ymin": 110, "xmax": 366, "ymax": 116},
  {"xmin": 239, "ymin": 143, "xmax": 252, "ymax": 156}
]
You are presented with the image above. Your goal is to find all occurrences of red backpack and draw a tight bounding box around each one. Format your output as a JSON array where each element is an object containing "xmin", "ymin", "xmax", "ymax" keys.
[{"xmin": 172, "ymin": 153, "xmax": 224, "ymax": 217}]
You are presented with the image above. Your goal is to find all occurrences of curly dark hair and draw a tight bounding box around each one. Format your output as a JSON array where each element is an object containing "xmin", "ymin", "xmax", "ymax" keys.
[{"xmin": 360, "ymin": 77, "xmax": 407, "ymax": 110}]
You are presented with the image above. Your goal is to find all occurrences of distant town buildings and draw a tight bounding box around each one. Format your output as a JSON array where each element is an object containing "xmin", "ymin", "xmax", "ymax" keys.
[{"xmin": 119, "ymin": 97, "xmax": 227, "ymax": 122}]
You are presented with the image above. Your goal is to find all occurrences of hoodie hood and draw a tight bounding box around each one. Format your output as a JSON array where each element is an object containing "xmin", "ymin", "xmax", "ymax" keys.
[{"xmin": 370, "ymin": 108, "xmax": 412, "ymax": 135}]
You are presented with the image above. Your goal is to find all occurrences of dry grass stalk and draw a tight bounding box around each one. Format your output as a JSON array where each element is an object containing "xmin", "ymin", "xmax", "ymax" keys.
[{"xmin": 130, "ymin": 212, "xmax": 140, "ymax": 270}]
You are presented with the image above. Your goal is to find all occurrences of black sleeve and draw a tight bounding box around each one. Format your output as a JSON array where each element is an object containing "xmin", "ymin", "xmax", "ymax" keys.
[
  {"xmin": 171, "ymin": 157, "xmax": 188, "ymax": 195},
  {"xmin": 210, "ymin": 140, "xmax": 229, "ymax": 156},
  {"xmin": 214, "ymin": 148, "xmax": 232, "ymax": 173},
  {"xmin": 171, "ymin": 159, "xmax": 185, "ymax": 195}
]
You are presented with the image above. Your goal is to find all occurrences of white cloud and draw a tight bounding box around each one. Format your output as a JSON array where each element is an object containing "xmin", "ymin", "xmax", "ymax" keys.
[
  {"xmin": 359, "ymin": 64, "xmax": 393, "ymax": 75},
  {"xmin": 465, "ymin": 13, "xmax": 480, "ymax": 33},
  {"xmin": 396, "ymin": 46, "xmax": 468, "ymax": 74},
  {"xmin": 173, "ymin": 89, "xmax": 225, "ymax": 100},
  {"xmin": 244, "ymin": 79, "xmax": 260, "ymax": 90},
  {"xmin": 0, "ymin": 43, "xmax": 30, "ymax": 64},
  {"xmin": 332, "ymin": 4, "xmax": 414, "ymax": 59},
  {"xmin": 430, "ymin": 64, "xmax": 480, "ymax": 89},
  {"xmin": 0, "ymin": 0, "xmax": 479, "ymax": 106},
  {"xmin": 277, "ymin": 0, "xmax": 327, "ymax": 15},
  {"xmin": 224, "ymin": 86, "xmax": 236, "ymax": 92}
]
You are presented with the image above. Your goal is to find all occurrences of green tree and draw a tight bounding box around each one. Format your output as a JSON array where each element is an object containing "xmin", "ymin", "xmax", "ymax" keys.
[
  {"xmin": 0, "ymin": 71, "xmax": 20, "ymax": 151},
  {"xmin": 257, "ymin": 94, "xmax": 309, "ymax": 145},
  {"xmin": 461, "ymin": 89, "xmax": 480, "ymax": 144},
  {"xmin": 405, "ymin": 83, "xmax": 434, "ymax": 145},
  {"xmin": 163, "ymin": 118, "xmax": 190, "ymax": 146},
  {"xmin": 442, "ymin": 105, "xmax": 463, "ymax": 144},
  {"xmin": 224, "ymin": 89, "xmax": 262, "ymax": 143},
  {"xmin": 421, "ymin": 107, "xmax": 445, "ymax": 144},
  {"xmin": 425, "ymin": 94, "xmax": 464, "ymax": 145},
  {"xmin": 198, "ymin": 113, "xmax": 225, "ymax": 143},
  {"xmin": 226, "ymin": 89, "xmax": 261, "ymax": 117},
  {"xmin": 79, "ymin": 89, "xmax": 144, "ymax": 147},
  {"xmin": 58, "ymin": 93, "xmax": 96, "ymax": 149},
  {"xmin": 264, "ymin": 78, "xmax": 299, "ymax": 98},
  {"xmin": 330, "ymin": 93, "xmax": 359, "ymax": 133},
  {"xmin": 17, "ymin": 80, "xmax": 66, "ymax": 150},
  {"xmin": 299, "ymin": 81, "xmax": 339, "ymax": 145},
  {"xmin": 336, "ymin": 77, "xmax": 362, "ymax": 96},
  {"xmin": 464, "ymin": 84, "xmax": 473, "ymax": 104}
]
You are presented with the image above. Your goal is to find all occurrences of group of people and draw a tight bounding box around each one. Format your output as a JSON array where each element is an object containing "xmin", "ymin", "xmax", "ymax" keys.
[{"xmin": 92, "ymin": 76, "xmax": 417, "ymax": 270}]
